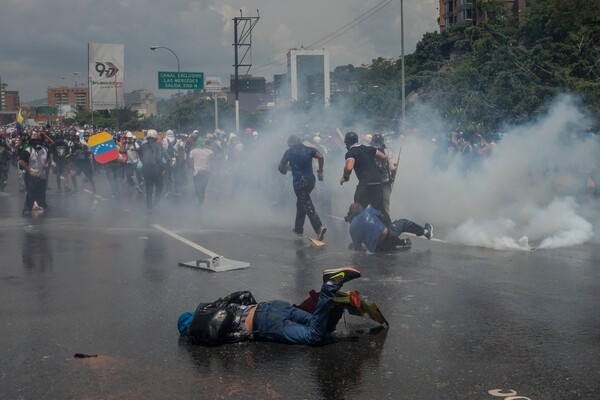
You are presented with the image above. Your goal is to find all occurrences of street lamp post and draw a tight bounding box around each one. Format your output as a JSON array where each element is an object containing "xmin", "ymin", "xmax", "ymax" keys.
[
  {"xmin": 150, "ymin": 45, "xmax": 181, "ymax": 131},
  {"xmin": 150, "ymin": 45, "xmax": 180, "ymax": 94},
  {"xmin": 62, "ymin": 77, "xmax": 77, "ymax": 87}
]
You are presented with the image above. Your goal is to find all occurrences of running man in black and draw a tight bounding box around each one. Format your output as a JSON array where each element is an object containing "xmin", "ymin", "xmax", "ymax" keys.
[{"xmin": 340, "ymin": 132, "xmax": 391, "ymax": 224}]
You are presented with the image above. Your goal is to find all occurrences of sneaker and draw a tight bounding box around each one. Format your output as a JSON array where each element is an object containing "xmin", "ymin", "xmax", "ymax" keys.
[
  {"xmin": 396, "ymin": 238, "xmax": 412, "ymax": 248},
  {"xmin": 424, "ymin": 223, "xmax": 433, "ymax": 240},
  {"xmin": 292, "ymin": 228, "xmax": 303, "ymax": 236},
  {"xmin": 323, "ymin": 266, "xmax": 362, "ymax": 286},
  {"xmin": 317, "ymin": 226, "xmax": 327, "ymax": 241},
  {"xmin": 22, "ymin": 208, "xmax": 31, "ymax": 216}
]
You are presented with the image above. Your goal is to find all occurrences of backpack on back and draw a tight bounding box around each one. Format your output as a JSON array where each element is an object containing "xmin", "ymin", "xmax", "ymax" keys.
[
  {"xmin": 184, "ymin": 291, "xmax": 257, "ymax": 346},
  {"xmin": 141, "ymin": 141, "xmax": 167, "ymax": 170}
]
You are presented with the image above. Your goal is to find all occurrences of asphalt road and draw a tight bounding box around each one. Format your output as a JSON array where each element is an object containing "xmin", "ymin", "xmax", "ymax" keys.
[{"xmin": 0, "ymin": 170, "xmax": 598, "ymax": 400}]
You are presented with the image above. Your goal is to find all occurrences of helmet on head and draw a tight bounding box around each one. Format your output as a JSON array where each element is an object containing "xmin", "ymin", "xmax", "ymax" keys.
[
  {"xmin": 371, "ymin": 133, "xmax": 385, "ymax": 147},
  {"xmin": 364, "ymin": 133, "xmax": 373, "ymax": 143},
  {"xmin": 344, "ymin": 132, "xmax": 358, "ymax": 146},
  {"xmin": 125, "ymin": 131, "xmax": 134, "ymax": 138},
  {"xmin": 313, "ymin": 136, "xmax": 321, "ymax": 144},
  {"xmin": 146, "ymin": 129, "xmax": 158, "ymax": 139}
]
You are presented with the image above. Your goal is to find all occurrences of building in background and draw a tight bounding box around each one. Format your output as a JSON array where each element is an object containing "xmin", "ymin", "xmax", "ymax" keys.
[
  {"xmin": 0, "ymin": 81, "xmax": 6, "ymax": 111},
  {"xmin": 124, "ymin": 89, "xmax": 157, "ymax": 117},
  {"xmin": 4, "ymin": 91, "xmax": 20, "ymax": 111},
  {"xmin": 47, "ymin": 86, "xmax": 89, "ymax": 110},
  {"xmin": 439, "ymin": 0, "xmax": 528, "ymax": 32},
  {"xmin": 286, "ymin": 48, "xmax": 330, "ymax": 107}
]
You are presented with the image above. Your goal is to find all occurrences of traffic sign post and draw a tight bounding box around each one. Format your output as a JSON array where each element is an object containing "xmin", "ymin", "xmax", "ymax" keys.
[{"xmin": 158, "ymin": 72, "xmax": 204, "ymax": 90}]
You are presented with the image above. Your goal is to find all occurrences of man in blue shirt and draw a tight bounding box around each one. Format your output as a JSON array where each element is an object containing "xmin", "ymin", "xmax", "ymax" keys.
[
  {"xmin": 279, "ymin": 135, "xmax": 327, "ymax": 241},
  {"xmin": 345, "ymin": 203, "xmax": 433, "ymax": 252}
]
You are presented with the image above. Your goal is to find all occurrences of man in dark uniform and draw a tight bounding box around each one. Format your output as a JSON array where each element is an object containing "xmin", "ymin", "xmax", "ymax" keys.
[
  {"xmin": 50, "ymin": 133, "xmax": 71, "ymax": 192},
  {"xmin": 70, "ymin": 134, "xmax": 96, "ymax": 194},
  {"xmin": 139, "ymin": 129, "xmax": 167, "ymax": 214},
  {"xmin": 340, "ymin": 131, "xmax": 390, "ymax": 224},
  {"xmin": 278, "ymin": 135, "xmax": 327, "ymax": 241}
]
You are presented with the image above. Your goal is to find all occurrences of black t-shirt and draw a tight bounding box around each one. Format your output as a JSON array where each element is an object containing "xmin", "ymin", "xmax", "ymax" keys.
[
  {"xmin": 345, "ymin": 144, "xmax": 381, "ymax": 184},
  {"xmin": 71, "ymin": 142, "xmax": 89, "ymax": 162},
  {"xmin": 52, "ymin": 140, "xmax": 70, "ymax": 163}
]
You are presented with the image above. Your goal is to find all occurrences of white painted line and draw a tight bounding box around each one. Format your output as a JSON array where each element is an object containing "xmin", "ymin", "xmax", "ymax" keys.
[
  {"xmin": 83, "ymin": 189, "xmax": 107, "ymax": 201},
  {"xmin": 402, "ymin": 232, "xmax": 447, "ymax": 243},
  {"xmin": 152, "ymin": 224, "xmax": 220, "ymax": 258},
  {"xmin": 325, "ymin": 214, "xmax": 345, "ymax": 221}
]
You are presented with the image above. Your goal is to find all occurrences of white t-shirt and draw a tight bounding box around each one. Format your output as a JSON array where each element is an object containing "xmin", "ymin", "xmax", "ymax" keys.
[
  {"xmin": 188, "ymin": 148, "xmax": 213, "ymax": 176},
  {"xmin": 124, "ymin": 142, "xmax": 140, "ymax": 164}
]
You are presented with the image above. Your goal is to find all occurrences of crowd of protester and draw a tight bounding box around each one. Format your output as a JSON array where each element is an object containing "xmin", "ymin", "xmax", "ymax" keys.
[{"xmin": 0, "ymin": 121, "xmax": 597, "ymax": 218}]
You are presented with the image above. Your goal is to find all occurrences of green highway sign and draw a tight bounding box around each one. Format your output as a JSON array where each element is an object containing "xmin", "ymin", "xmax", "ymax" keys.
[{"xmin": 158, "ymin": 71, "xmax": 204, "ymax": 90}]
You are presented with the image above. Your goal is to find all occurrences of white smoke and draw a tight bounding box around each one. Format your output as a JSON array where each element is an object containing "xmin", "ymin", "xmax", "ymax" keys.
[{"xmin": 390, "ymin": 95, "xmax": 598, "ymax": 251}]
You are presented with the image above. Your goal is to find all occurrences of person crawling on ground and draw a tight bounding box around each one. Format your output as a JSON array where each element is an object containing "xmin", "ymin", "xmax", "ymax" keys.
[{"xmin": 344, "ymin": 203, "xmax": 433, "ymax": 252}]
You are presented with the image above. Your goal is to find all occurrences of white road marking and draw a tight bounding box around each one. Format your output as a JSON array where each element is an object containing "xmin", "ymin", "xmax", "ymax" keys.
[
  {"xmin": 152, "ymin": 224, "xmax": 220, "ymax": 258},
  {"xmin": 325, "ymin": 214, "xmax": 345, "ymax": 221},
  {"xmin": 83, "ymin": 189, "xmax": 107, "ymax": 201}
]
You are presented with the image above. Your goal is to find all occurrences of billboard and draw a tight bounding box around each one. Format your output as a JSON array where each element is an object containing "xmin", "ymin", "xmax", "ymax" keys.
[
  {"xmin": 88, "ymin": 43, "xmax": 124, "ymax": 110},
  {"xmin": 204, "ymin": 76, "xmax": 222, "ymax": 93},
  {"xmin": 230, "ymin": 76, "xmax": 266, "ymax": 93}
]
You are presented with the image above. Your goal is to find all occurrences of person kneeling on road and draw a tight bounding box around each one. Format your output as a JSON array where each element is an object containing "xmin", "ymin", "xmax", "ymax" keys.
[
  {"xmin": 345, "ymin": 203, "xmax": 433, "ymax": 252},
  {"xmin": 177, "ymin": 266, "xmax": 385, "ymax": 346}
]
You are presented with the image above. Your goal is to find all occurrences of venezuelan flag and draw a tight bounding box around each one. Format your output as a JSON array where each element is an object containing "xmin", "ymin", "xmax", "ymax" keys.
[
  {"xmin": 17, "ymin": 109, "xmax": 24, "ymax": 124},
  {"xmin": 88, "ymin": 131, "xmax": 119, "ymax": 164}
]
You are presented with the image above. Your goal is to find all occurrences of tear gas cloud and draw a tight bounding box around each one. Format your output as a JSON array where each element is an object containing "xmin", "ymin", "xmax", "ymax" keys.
[
  {"xmin": 389, "ymin": 95, "xmax": 598, "ymax": 250},
  {"xmin": 169, "ymin": 95, "xmax": 597, "ymax": 252}
]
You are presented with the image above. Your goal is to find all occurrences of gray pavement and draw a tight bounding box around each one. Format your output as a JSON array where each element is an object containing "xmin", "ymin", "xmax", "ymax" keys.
[{"xmin": 1, "ymin": 171, "xmax": 599, "ymax": 400}]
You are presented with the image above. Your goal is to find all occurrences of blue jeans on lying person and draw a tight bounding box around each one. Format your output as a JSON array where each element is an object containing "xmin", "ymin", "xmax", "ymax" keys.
[{"xmin": 252, "ymin": 282, "xmax": 341, "ymax": 345}]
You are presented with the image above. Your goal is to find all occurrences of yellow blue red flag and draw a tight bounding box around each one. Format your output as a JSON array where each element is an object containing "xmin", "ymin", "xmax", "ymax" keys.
[{"xmin": 88, "ymin": 131, "xmax": 119, "ymax": 164}]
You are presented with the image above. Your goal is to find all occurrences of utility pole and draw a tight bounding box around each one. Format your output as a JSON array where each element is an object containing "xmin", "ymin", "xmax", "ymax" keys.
[
  {"xmin": 232, "ymin": 9, "xmax": 259, "ymax": 132},
  {"xmin": 400, "ymin": 0, "xmax": 405, "ymax": 133}
]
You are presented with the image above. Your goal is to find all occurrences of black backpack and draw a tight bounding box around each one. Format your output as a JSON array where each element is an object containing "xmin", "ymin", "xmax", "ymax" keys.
[
  {"xmin": 141, "ymin": 141, "xmax": 167, "ymax": 170},
  {"xmin": 185, "ymin": 291, "xmax": 257, "ymax": 346}
]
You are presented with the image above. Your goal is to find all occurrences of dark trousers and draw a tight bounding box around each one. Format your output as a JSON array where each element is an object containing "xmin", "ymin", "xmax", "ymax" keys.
[
  {"xmin": 389, "ymin": 219, "xmax": 425, "ymax": 237},
  {"xmin": 143, "ymin": 169, "xmax": 163, "ymax": 210},
  {"xmin": 173, "ymin": 162, "xmax": 187, "ymax": 194},
  {"xmin": 377, "ymin": 219, "xmax": 425, "ymax": 251},
  {"xmin": 105, "ymin": 165, "xmax": 120, "ymax": 196},
  {"xmin": 354, "ymin": 183, "xmax": 390, "ymax": 224},
  {"xmin": 24, "ymin": 175, "xmax": 47, "ymax": 210},
  {"xmin": 293, "ymin": 180, "xmax": 322, "ymax": 234},
  {"xmin": 193, "ymin": 171, "xmax": 210, "ymax": 206},
  {"xmin": 124, "ymin": 163, "xmax": 142, "ymax": 187}
]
